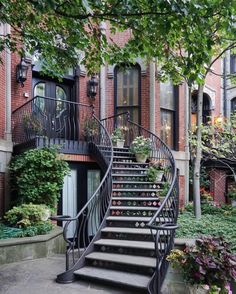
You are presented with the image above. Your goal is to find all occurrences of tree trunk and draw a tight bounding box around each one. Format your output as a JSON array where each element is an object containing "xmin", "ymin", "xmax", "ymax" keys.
[{"xmin": 193, "ymin": 84, "xmax": 204, "ymax": 219}]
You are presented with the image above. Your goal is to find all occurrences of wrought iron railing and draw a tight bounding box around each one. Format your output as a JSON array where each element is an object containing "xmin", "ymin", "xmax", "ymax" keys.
[
  {"xmin": 101, "ymin": 112, "xmax": 179, "ymax": 294},
  {"xmin": 51, "ymin": 114, "xmax": 113, "ymax": 283},
  {"xmin": 12, "ymin": 96, "xmax": 93, "ymax": 152}
]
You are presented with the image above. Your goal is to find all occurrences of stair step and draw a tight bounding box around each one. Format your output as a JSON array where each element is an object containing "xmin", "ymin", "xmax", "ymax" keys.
[
  {"xmin": 94, "ymin": 239, "xmax": 155, "ymax": 250},
  {"xmin": 74, "ymin": 266, "xmax": 150, "ymax": 291},
  {"xmin": 113, "ymin": 156, "xmax": 136, "ymax": 159},
  {"xmin": 113, "ymin": 167, "xmax": 148, "ymax": 171},
  {"xmin": 112, "ymin": 173, "xmax": 147, "ymax": 177},
  {"xmin": 101, "ymin": 227, "xmax": 151, "ymax": 235},
  {"xmin": 113, "ymin": 188, "xmax": 161, "ymax": 192},
  {"xmin": 107, "ymin": 216, "xmax": 153, "ymax": 222},
  {"xmin": 113, "ymin": 163, "xmax": 148, "ymax": 167},
  {"xmin": 113, "ymin": 147, "xmax": 129, "ymax": 151},
  {"xmin": 112, "ymin": 197, "xmax": 159, "ymax": 201},
  {"xmin": 113, "ymin": 181, "xmax": 161, "ymax": 184},
  {"xmin": 86, "ymin": 252, "xmax": 156, "ymax": 268},
  {"xmin": 110, "ymin": 206, "xmax": 157, "ymax": 211}
]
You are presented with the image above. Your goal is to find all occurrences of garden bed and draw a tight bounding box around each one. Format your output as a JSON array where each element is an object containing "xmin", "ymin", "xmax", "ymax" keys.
[
  {"xmin": 0, "ymin": 226, "xmax": 65, "ymax": 265},
  {"xmin": 176, "ymin": 204, "xmax": 236, "ymax": 252}
]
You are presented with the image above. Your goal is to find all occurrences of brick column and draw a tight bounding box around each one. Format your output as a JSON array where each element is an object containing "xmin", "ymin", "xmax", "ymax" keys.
[{"xmin": 209, "ymin": 168, "xmax": 226, "ymax": 203}]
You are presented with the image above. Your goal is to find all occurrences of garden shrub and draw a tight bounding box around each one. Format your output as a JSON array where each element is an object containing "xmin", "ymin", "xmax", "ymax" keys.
[
  {"xmin": 4, "ymin": 203, "xmax": 51, "ymax": 228},
  {"xmin": 0, "ymin": 222, "xmax": 53, "ymax": 239},
  {"xmin": 176, "ymin": 211, "xmax": 236, "ymax": 252},
  {"xmin": 10, "ymin": 147, "xmax": 69, "ymax": 207}
]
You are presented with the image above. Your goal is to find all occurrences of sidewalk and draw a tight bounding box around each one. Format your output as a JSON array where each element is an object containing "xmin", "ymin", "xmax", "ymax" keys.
[{"xmin": 0, "ymin": 255, "xmax": 134, "ymax": 294}]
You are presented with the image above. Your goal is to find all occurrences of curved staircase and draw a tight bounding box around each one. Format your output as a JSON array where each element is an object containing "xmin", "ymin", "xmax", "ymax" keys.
[
  {"xmin": 51, "ymin": 113, "xmax": 179, "ymax": 294},
  {"xmin": 74, "ymin": 147, "xmax": 164, "ymax": 292}
]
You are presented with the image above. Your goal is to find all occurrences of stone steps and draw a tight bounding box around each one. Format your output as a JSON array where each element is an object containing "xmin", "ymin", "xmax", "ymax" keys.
[
  {"xmin": 74, "ymin": 267, "xmax": 150, "ymax": 292},
  {"xmin": 74, "ymin": 146, "xmax": 170, "ymax": 292},
  {"xmin": 112, "ymin": 197, "xmax": 159, "ymax": 201},
  {"xmin": 101, "ymin": 227, "xmax": 152, "ymax": 235},
  {"xmin": 85, "ymin": 252, "xmax": 156, "ymax": 268},
  {"xmin": 110, "ymin": 206, "xmax": 157, "ymax": 211},
  {"xmin": 94, "ymin": 238, "xmax": 155, "ymax": 250},
  {"xmin": 113, "ymin": 180, "xmax": 162, "ymax": 184}
]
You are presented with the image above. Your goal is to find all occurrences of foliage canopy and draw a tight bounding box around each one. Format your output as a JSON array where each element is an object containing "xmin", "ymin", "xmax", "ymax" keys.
[{"xmin": 1, "ymin": 0, "xmax": 236, "ymax": 80}]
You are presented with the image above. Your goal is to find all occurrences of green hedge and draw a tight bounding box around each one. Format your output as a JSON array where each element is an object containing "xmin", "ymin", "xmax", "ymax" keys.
[{"xmin": 0, "ymin": 222, "xmax": 54, "ymax": 239}]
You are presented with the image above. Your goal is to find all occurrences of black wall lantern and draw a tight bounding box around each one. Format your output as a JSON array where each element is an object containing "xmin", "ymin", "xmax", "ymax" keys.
[
  {"xmin": 87, "ymin": 74, "xmax": 98, "ymax": 99},
  {"xmin": 16, "ymin": 58, "xmax": 29, "ymax": 87}
]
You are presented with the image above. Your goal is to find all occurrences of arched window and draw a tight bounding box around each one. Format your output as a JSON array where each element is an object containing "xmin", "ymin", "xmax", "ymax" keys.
[
  {"xmin": 191, "ymin": 92, "xmax": 211, "ymax": 125},
  {"xmin": 231, "ymin": 98, "xmax": 236, "ymax": 114},
  {"xmin": 115, "ymin": 65, "xmax": 141, "ymax": 124}
]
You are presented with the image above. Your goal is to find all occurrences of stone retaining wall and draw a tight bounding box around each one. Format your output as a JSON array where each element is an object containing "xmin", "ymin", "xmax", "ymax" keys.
[{"xmin": 0, "ymin": 227, "xmax": 66, "ymax": 265}]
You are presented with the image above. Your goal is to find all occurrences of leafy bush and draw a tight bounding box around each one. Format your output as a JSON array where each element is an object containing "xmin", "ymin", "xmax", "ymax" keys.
[
  {"xmin": 111, "ymin": 128, "xmax": 125, "ymax": 143},
  {"xmin": 176, "ymin": 211, "xmax": 236, "ymax": 252},
  {"xmin": 130, "ymin": 136, "xmax": 152, "ymax": 155},
  {"xmin": 4, "ymin": 203, "xmax": 51, "ymax": 228},
  {"xmin": 10, "ymin": 147, "xmax": 69, "ymax": 207},
  {"xmin": 16, "ymin": 222, "xmax": 53, "ymax": 237},
  {"xmin": 160, "ymin": 182, "xmax": 170, "ymax": 197},
  {"xmin": 167, "ymin": 236, "xmax": 236, "ymax": 292},
  {"xmin": 83, "ymin": 117, "xmax": 98, "ymax": 138},
  {"xmin": 0, "ymin": 222, "xmax": 53, "ymax": 239}
]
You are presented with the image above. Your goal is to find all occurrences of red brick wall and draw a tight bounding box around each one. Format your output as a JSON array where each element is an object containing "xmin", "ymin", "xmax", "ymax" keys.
[
  {"xmin": 209, "ymin": 168, "xmax": 226, "ymax": 203},
  {"xmin": 0, "ymin": 173, "xmax": 5, "ymax": 217},
  {"xmin": 11, "ymin": 52, "xmax": 33, "ymax": 113},
  {"xmin": 205, "ymin": 59, "xmax": 221, "ymax": 118},
  {"xmin": 140, "ymin": 68, "xmax": 150, "ymax": 130},
  {"xmin": 0, "ymin": 51, "xmax": 6, "ymax": 139}
]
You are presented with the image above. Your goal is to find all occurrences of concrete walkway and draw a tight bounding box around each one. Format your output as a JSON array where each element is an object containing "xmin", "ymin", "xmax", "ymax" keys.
[{"xmin": 0, "ymin": 255, "xmax": 134, "ymax": 294}]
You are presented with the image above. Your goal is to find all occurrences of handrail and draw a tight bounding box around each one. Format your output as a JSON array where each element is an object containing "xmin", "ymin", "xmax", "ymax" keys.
[
  {"xmin": 101, "ymin": 112, "xmax": 179, "ymax": 294},
  {"xmin": 12, "ymin": 96, "xmax": 94, "ymax": 151},
  {"xmin": 50, "ymin": 113, "xmax": 114, "ymax": 283},
  {"xmin": 100, "ymin": 111, "xmax": 129, "ymax": 122},
  {"xmin": 12, "ymin": 96, "xmax": 92, "ymax": 114}
]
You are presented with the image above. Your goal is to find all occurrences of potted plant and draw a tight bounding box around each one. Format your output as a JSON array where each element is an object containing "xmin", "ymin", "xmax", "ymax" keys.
[
  {"xmin": 227, "ymin": 187, "xmax": 236, "ymax": 207},
  {"xmin": 22, "ymin": 113, "xmax": 43, "ymax": 138},
  {"xmin": 111, "ymin": 128, "xmax": 125, "ymax": 148},
  {"xmin": 83, "ymin": 117, "xmax": 98, "ymax": 140},
  {"xmin": 130, "ymin": 136, "xmax": 152, "ymax": 163},
  {"xmin": 167, "ymin": 236, "xmax": 236, "ymax": 294},
  {"xmin": 147, "ymin": 159, "xmax": 166, "ymax": 182}
]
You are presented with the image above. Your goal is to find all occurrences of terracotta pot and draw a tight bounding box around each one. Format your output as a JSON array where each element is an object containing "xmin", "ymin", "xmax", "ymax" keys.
[{"xmin": 135, "ymin": 153, "xmax": 148, "ymax": 163}]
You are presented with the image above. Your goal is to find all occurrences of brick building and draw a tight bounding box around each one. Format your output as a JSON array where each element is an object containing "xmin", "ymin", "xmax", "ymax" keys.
[{"xmin": 0, "ymin": 22, "xmax": 223, "ymax": 217}]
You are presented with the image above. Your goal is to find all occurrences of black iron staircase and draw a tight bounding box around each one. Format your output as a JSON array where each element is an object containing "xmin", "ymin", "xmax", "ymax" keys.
[
  {"xmin": 51, "ymin": 112, "xmax": 179, "ymax": 294},
  {"xmin": 74, "ymin": 146, "xmax": 166, "ymax": 293}
]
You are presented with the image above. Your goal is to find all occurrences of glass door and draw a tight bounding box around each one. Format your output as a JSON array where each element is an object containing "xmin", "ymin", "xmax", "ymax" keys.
[{"xmin": 33, "ymin": 78, "xmax": 73, "ymax": 139}]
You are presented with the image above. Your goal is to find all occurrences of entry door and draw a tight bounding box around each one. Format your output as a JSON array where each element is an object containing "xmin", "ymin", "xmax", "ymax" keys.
[{"xmin": 33, "ymin": 78, "xmax": 73, "ymax": 139}]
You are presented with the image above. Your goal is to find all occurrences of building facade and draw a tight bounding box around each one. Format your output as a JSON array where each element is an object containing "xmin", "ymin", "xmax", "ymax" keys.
[{"xmin": 0, "ymin": 23, "xmax": 223, "ymax": 217}]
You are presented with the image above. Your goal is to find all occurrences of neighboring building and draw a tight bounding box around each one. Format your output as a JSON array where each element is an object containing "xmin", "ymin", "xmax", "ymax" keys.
[
  {"xmin": 206, "ymin": 49, "xmax": 236, "ymax": 203},
  {"xmin": 0, "ymin": 23, "xmax": 223, "ymax": 218}
]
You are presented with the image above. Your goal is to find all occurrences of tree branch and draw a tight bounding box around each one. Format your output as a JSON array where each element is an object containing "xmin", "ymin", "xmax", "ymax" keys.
[
  {"xmin": 205, "ymin": 43, "xmax": 236, "ymax": 77},
  {"xmin": 54, "ymin": 9, "xmax": 170, "ymax": 20}
]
